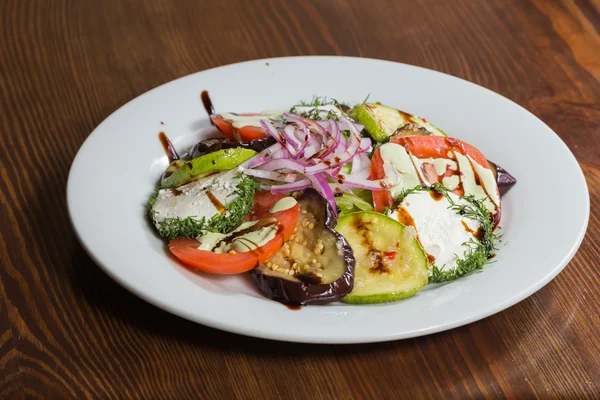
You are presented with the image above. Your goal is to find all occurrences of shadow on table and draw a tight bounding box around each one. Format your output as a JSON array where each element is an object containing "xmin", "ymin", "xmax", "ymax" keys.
[{"xmin": 70, "ymin": 245, "xmax": 436, "ymax": 356}]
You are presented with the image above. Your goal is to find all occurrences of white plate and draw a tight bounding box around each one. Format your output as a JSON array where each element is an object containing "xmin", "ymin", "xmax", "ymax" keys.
[{"xmin": 67, "ymin": 56, "xmax": 589, "ymax": 344}]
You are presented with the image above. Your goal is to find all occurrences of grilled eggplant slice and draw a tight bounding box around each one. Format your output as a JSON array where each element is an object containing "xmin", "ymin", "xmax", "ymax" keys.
[
  {"xmin": 251, "ymin": 190, "xmax": 355, "ymax": 305},
  {"xmin": 488, "ymin": 161, "xmax": 517, "ymax": 197}
]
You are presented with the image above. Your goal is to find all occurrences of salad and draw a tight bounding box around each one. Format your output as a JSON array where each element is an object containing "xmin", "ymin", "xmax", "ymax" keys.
[{"xmin": 148, "ymin": 95, "xmax": 516, "ymax": 306}]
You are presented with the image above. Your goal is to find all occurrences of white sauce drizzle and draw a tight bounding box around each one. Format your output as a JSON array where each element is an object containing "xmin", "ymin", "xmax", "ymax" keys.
[
  {"xmin": 196, "ymin": 221, "xmax": 278, "ymax": 254},
  {"xmin": 468, "ymin": 155, "xmax": 500, "ymax": 208},
  {"xmin": 379, "ymin": 143, "xmax": 422, "ymax": 198},
  {"xmin": 454, "ymin": 152, "xmax": 497, "ymax": 213},
  {"xmin": 269, "ymin": 196, "xmax": 297, "ymax": 213},
  {"xmin": 220, "ymin": 110, "xmax": 282, "ymax": 128},
  {"xmin": 442, "ymin": 175, "xmax": 460, "ymax": 191}
]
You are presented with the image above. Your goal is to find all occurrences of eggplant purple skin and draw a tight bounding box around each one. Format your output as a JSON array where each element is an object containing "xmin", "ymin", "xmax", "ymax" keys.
[
  {"xmin": 488, "ymin": 161, "xmax": 517, "ymax": 197},
  {"xmin": 251, "ymin": 190, "xmax": 356, "ymax": 306},
  {"xmin": 184, "ymin": 137, "xmax": 275, "ymax": 159}
]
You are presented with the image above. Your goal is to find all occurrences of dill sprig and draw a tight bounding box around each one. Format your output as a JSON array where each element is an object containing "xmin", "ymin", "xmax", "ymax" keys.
[
  {"xmin": 289, "ymin": 96, "xmax": 347, "ymax": 121},
  {"xmin": 429, "ymin": 184, "xmax": 499, "ymax": 282},
  {"xmin": 382, "ymin": 184, "xmax": 500, "ymax": 283},
  {"xmin": 148, "ymin": 176, "xmax": 259, "ymax": 240}
]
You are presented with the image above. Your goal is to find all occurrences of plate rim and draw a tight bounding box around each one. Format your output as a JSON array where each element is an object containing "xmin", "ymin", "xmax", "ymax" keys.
[{"xmin": 67, "ymin": 55, "xmax": 591, "ymax": 344}]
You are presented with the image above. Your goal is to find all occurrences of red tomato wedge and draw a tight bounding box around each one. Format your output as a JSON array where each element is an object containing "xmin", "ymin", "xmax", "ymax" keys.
[
  {"xmin": 169, "ymin": 192, "xmax": 299, "ymax": 274},
  {"xmin": 397, "ymin": 136, "xmax": 489, "ymax": 168},
  {"xmin": 211, "ymin": 114, "xmax": 270, "ymax": 142},
  {"xmin": 371, "ymin": 136, "xmax": 497, "ymax": 215},
  {"xmin": 371, "ymin": 149, "xmax": 395, "ymax": 213}
]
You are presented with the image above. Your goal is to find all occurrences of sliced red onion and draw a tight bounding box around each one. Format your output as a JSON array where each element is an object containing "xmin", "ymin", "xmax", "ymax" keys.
[
  {"xmin": 260, "ymin": 120, "xmax": 286, "ymax": 147},
  {"xmin": 329, "ymin": 183, "xmax": 354, "ymax": 193},
  {"xmin": 359, "ymin": 137, "xmax": 372, "ymax": 152},
  {"xmin": 335, "ymin": 177, "xmax": 388, "ymax": 191},
  {"xmin": 268, "ymin": 178, "xmax": 312, "ymax": 194},
  {"xmin": 340, "ymin": 120, "xmax": 365, "ymax": 132},
  {"xmin": 304, "ymin": 142, "xmax": 357, "ymax": 174},
  {"xmin": 242, "ymin": 168, "xmax": 298, "ymax": 183},
  {"xmin": 352, "ymin": 152, "xmax": 371, "ymax": 173},
  {"xmin": 315, "ymin": 120, "xmax": 364, "ymax": 132},
  {"xmin": 350, "ymin": 154, "xmax": 371, "ymax": 180},
  {"xmin": 260, "ymin": 158, "xmax": 307, "ymax": 172},
  {"xmin": 238, "ymin": 143, "xmax": 280, "ymax": 169},
  {"xmin": 245, "ymin": 114, "xmax": 383, "ymax": 206},
  {"xmin": 307, "ymin": 174, "xmax": 338, "ymax": 218},
  {"xmin": 303, "ymin": 144, "xmax": 318, "ymax": 159},
  {"xmin": 245, "ymin": 156, "xmax": 270, "ymax": 168},
  {"xmin": 282, "ymin": 124, "xmax": 302, "ymax": 151},
  {"xmin": 316, "ymin": 120, "xmax": 342, "ymax": 160}
]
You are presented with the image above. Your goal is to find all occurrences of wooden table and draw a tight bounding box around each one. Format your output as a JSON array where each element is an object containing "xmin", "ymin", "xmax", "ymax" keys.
[{"xmin": 1, "ymin": 0, "xmax": 599, "ymax": 398}]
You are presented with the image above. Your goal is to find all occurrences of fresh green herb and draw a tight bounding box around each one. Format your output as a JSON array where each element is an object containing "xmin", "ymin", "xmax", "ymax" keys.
[
  {"xmin": 381, "ymin": 184, "xmax": 500, "ymax": 283},
  {"xmin": 148, "ymin": 176, "xmax": 259, "ymax": 240},
  {"xmin": 380, "ymin": 186, "xmax": 424, "ymax": 215},
  {"xmin": 361, "ymin": 93, "xmax": 371, "ymax": 104},
  {"xmin": 147, "ymin": 188, "xmax": 160, "ymax": 220},
  {"xmin": 289, "ymin": 96, "xmax": 347, "ymax": 121},
  {"xmin": 394, "ymin": 185, "xmax": 427, "ymax": 204},
  {"xmin": 429, "ymin": 184, "xmax": 499, "ymax": 282}
]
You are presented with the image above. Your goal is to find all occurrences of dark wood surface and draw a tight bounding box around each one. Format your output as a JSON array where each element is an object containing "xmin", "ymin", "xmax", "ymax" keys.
[{"xmin": 1, "ymin": 0, "xmax": 599, "ymax": 398}]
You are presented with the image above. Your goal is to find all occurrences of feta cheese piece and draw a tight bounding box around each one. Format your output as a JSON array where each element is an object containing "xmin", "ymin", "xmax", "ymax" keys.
[
  {"xmin": 387, "ymin": 190, "xmax": 481, "ymax": 271},
  {"xmin": 152, "ymin": 172, "xmax": 240, "ymax": 227}
]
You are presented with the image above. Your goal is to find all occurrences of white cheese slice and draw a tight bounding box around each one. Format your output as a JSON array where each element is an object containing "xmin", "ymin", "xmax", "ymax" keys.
[
  {"xmin": 386, "ymin": 191, "xmax": 481, "ymax": 271},
  {"xmin": 152, "ymin": 171, "xmax": 240, "ymax": 227}
]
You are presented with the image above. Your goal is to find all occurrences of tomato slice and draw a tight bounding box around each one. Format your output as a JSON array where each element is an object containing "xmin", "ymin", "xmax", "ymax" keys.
[
  {"xmin": 211, "ymin": 114, "xmax": 270, "ymax": 142},
  {"xmin": 371, "ymin": 136, "xmax": 496, "ymax": 213},
  {"xmin": 169, "ymin": 192, "xmax": 299, "ymax": 274},
  {"xmin": 371, "ymin": 148, "xmax": 395, "ymax": 213},
  {"xmin": 395, "ymin": 136, "xmax": 490, "ymax": 168}
]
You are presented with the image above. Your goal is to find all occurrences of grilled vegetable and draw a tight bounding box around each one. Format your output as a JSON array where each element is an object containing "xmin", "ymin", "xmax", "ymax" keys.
[
  {"xmin": 336, "ymin": 212, "xmax": 429, "ymax": 304},
  {"xmin": 160, "ymin": 147, "xmax": 256, "ymax": 188},
  {"xmin": 211, "ymin": 111, "xmax": 283, "ymax": 142},
  {"xmin": 169, "ymin": 192, "xmax": 299, "ymax": 274},
  {"xmin": 185, "ymin": 137, "xmax": 276, "ymax": 159},
  {"xmin": 350, "ymin": 103, "xmax": 445, "ymax": 142},
  {"xmin": 371, "ymin": 136, "xmax": 502, "ymax": 229},
  {"xmin": 489, "ymin": 161, "xmax": 517, "ymax": 197},
  {"xmin": 389, "ymin": 129, "xmax": 517, "ymax": 197},
  {"xmin": 252, "ymin": 190, "xmax": 355, "ymax": 305},
  {"xmin": 149, "ymin": 172, "xmax": 258, "ymax": 240}
]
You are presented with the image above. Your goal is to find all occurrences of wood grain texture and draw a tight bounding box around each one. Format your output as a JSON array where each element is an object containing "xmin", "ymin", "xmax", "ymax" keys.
[{"xmin": 0, "ymin": 0, "xmax": 599, "ymax": 398}]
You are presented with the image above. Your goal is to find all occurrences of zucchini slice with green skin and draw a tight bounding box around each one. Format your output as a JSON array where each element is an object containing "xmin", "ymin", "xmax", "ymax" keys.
[
  {"xmin": 161, "ymin": 147, "xmax": 256, "ymax": 188},
  {"xmin": 336, "ymin": 211, "xmax": 429, "ymax": 304},
  {"xmin": 349, "ymin": 103, "xmax": 446, "ymax": 142}
]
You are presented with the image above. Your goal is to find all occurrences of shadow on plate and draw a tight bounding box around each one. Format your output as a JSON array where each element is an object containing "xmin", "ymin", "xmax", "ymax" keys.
[{"xmin": 70, "ymin": 244, "xmax": 467, "ymax": 356}]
